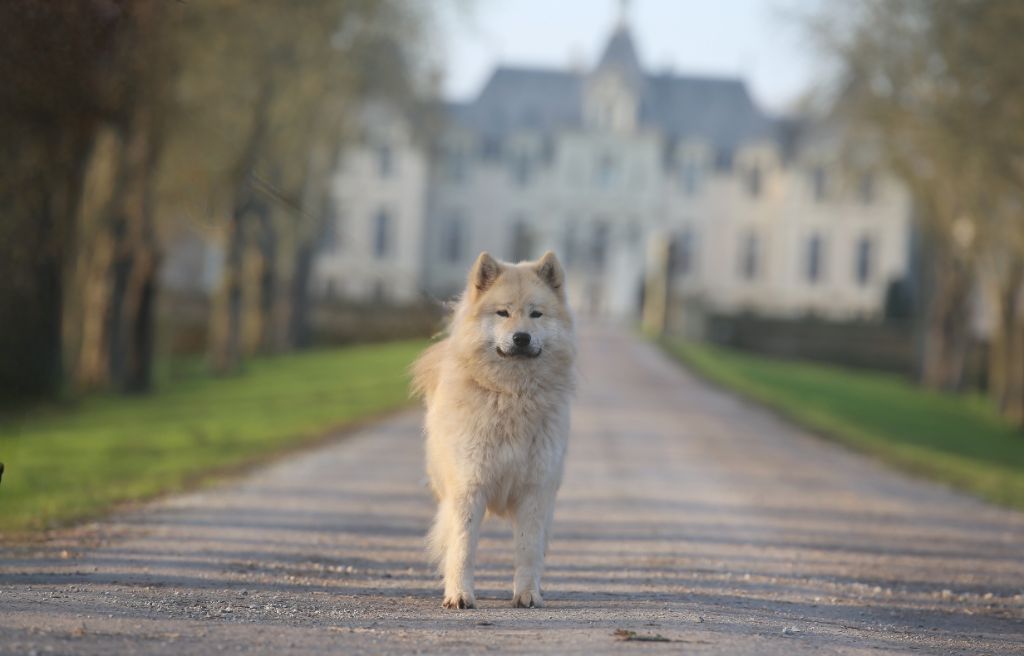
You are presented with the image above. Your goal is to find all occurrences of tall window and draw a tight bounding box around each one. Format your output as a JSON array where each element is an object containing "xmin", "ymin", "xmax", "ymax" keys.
[
  {"xmin": 746, "ymin": 164, "xmax": 762, "ymax": 198},
  {"xmin": 376, "ymin": 144, "xmax": 393, "ymax": 178},
  {"xmin": 596, "ymin": 154, "xmax": 617, "ymax": 188},
  {"xmin": 591, "ymin": 221, "xmax": 609, "ymax": 271},
  {"xmin": 684, "ymin": 161, "xmax": 701, "ymax": 195},
  {"xmin": 856, "ymin": 236, "xmax": 873, "ymax": 286},
  {"xmin": 321, "ymin": 197, "xmax": 341, "ymax": 253},
  {"xmin": 373, "ymin": 209, "xmax": 391, "ymax": 259},
  {"xmin": 859, "ymin": 172, "xmax": 876, "ymax": 205},
  {"xmin": 806, "ymin": 234, "xmax": 825, "ymax": 284},
  {"xmin": 673, "ymin": 229, "xmax": 696, "ymax": 277},
  {"xmin": 442, "ymin": 214, "xmax": 464, "ymax": 263},
  {"xmin": 511, "ymin": 152, "xmax": 531, "ymax": 186},
  {"xmin": 509, "ymin": 218, "xmax": 534, "ymax": 262},
  {"xmin": 740, "ymin": 232, "xmax": 760, "ymax": 281},
  {"xmin": 812, "ymin": 166, "xmax": 827, "ymax": 203},
  {"xmin": 445, "ymin": 147, "xmax": 466, "ymax": 183},
  {"xmin": 562, "ymin": 219, "xmax": 578, "ymax": 268}
]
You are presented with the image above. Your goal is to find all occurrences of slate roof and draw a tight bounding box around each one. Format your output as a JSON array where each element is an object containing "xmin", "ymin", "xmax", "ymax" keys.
[
  {"xmin": 445, "ymin": 26, "xmax": 775, "ymax": 153},
  {"xmin": 449, "ymin": 67, "xmax": 583, "ymax": 137}
]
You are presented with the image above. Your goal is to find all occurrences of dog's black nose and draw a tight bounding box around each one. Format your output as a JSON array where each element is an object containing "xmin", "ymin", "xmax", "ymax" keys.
[{"xmin": 512, "ymin": 332, "xmax": 531, "ymax": 347}]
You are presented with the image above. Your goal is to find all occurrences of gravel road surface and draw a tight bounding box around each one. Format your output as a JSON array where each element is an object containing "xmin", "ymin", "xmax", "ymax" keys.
[{"xmin": 2, "ymin": 327, "xmax": 1023, "ymax": 655}]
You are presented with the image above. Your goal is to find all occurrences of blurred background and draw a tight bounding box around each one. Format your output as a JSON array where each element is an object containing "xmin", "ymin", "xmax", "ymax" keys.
[{"xmin": 1, "ymin": 0, "xmax": 1023, "ymax": 532}]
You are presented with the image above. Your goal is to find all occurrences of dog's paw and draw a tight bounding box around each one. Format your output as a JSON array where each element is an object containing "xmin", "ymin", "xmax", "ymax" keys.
[
  {"xmin": 512, "ymin": 589, "xmax": 544, "ymax": 608},
  {"xmin": 442, "ymin": 591, "xmax": 476, "ymax": 609}
]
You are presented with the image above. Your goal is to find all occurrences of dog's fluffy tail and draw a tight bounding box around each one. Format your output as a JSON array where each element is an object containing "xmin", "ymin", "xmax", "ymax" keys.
[
  {"xmin": 410, "ymin": 339, "xmax": 447, "ymax": 402},
  {"xmin": 426, "ymin": 502, "xmax": 451, "ymax": 574}
]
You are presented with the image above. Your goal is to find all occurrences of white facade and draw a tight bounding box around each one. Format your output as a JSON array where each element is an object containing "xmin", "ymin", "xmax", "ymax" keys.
[
  {"xmin": 317, "ymin": 23, "xmax": 913, "ymax": 322},
  {"xmin": 313, "ymin": 101, "xmax": 426, "ymax": 304},
  {"xmin": 668, "ymin": 138, "xmax": 912, "ymax": 320}
]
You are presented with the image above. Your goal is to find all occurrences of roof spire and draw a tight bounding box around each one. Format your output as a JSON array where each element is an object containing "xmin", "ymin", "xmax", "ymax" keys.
[{"xmin": 617, "ymin": 0, "xmax": 632, "ymax": 30}]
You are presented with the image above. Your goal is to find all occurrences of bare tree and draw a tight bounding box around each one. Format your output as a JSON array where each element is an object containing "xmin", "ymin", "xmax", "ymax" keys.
[
  {"xmin": 0, "ymin": 1, "xmax": 148, "ymax": 398},
  {"xmin": 805, "ymin": 0, "xmax": 1024, "ymax": 422}
]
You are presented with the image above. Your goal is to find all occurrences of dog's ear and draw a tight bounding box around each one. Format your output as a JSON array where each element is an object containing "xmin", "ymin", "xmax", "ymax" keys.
[
  {"xmin": 534, "ymin": 251, "xmax": 564, "ymax": 293},
  {"xmin": 469, "ymin": 251, "xmax": 502, "ymax": 294}
]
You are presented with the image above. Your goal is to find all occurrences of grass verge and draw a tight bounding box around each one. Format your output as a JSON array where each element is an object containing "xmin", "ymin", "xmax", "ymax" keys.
[
  {"xmin": 0, "ymin": 340, "xmax": 426, "ymax": 536},
  {"xmin": 662, "ymin": 339, "xmax": 1024, "ymax": 510}
]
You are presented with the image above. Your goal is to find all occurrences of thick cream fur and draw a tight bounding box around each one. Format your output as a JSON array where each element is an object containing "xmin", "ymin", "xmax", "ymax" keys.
[{"xmin": 412, "ymin": 251, "xmax": 576, "ymax": 609}]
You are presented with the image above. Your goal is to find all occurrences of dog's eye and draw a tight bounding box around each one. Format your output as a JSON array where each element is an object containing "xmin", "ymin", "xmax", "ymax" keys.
[
  {"xmin": 496, "ymin": 310, "xmax": 509, "ymax": 317},
  {"xmin": 530, "ymin": 311, "xmax": 543, "ymax": 318}
]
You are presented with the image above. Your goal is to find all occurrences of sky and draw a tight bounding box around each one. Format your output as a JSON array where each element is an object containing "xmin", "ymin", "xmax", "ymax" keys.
[{"xmin": 435, "ymin": 0, "xmax": 821, "ymax": 114}]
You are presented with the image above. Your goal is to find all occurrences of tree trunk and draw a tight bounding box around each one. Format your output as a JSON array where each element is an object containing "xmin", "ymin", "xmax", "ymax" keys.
[
  {"xmin": 74, "ymin": 232, "xmax": 115, "ymax": 390},
  {"xmin": 207, "ymin": 80, "xmax": 274, "ymax": 374},
  {"xmin": 253, "ymin": 210, "xmax": 277, "ymax": 355},
  {"xmin": 104, "ymin": 99, "xmax": 162, "ymax": 394},
  {"xmin": 985, "ymin": 263, "xmax": 1023, "ymax": 415},
  {"xmin": 920, "ymin": 247, "xmax": 972, "ymax": 391},
  {"xmin": 209, "ymin": 205, "xmax": 247, "ymax": 375},
  {"xmin": 69, "ymin": 125, "xmax": 125, "ymax": 391},
  {"xmin": 1002, "ymin": 274, "xmax": 1024, "ymax": 427},
  {"xmin": 0, "ymin": 122, "xmax": 92, "ymax": 400},
  {"xmin": 288, "ymin": 242, "xmax": 315, "ymax": 349}
]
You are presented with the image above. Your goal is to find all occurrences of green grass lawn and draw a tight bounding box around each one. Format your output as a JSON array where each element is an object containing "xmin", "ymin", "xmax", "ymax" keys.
[
  {"xmin": 663, "ymin": 340, "xmax": 1024, "ymax": 510},
  {"xmin": 0, "ymin": 340, "xmax": 426, "ymax": 536}
]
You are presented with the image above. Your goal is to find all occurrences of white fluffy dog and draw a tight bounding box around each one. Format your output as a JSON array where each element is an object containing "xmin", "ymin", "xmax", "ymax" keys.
[{"xmin": 412, "ymin": 251, "xmax": 576, "ymax": 609}]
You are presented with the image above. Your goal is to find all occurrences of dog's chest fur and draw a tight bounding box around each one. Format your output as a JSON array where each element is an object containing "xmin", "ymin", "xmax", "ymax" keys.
[{"xmin": 427, "ymin": 368, "xmax": 572, "ymax": 515}]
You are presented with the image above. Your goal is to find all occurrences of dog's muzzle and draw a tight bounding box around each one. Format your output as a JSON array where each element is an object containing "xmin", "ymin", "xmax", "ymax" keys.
[{"xmin": 496, "ymin": 345, "xmax": 542, "ymax": 359}]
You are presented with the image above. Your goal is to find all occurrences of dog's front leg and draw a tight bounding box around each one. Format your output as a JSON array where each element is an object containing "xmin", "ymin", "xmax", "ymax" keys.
[
  {"xmin": 442, "ymin": 491, "xmax": 484, "ymax": 609},
  {"xmin": 511, "ymin": 490, "xmax": 555, "ymax": 608}
]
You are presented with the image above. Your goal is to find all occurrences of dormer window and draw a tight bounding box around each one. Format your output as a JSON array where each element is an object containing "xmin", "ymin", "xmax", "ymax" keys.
[
  {"xmin": 584, "ymin": 74, "xmax": 638, "ymax": 133},
  {"xmin": 586, "ymin": 22, "xmax": 643, "ymax": 133}
]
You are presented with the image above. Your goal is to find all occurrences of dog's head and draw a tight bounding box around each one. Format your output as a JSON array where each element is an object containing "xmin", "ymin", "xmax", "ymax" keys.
[{"xmin": 451, "ymin": 251, "xmax": 574, "ymax": 370}]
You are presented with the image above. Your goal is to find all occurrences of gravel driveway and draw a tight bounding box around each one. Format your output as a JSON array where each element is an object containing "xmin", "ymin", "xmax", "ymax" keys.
[{"xmin": 2, "ymin": 326, "xmax": 1023, "ymax": 655}]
